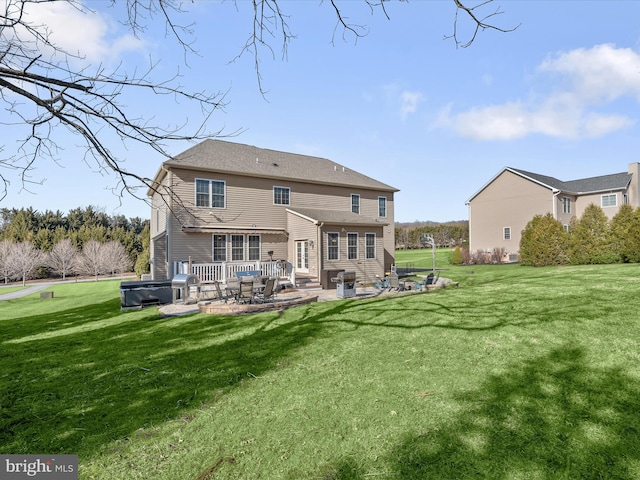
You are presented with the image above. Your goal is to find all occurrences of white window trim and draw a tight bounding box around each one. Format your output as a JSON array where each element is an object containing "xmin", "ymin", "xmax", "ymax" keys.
[
  {"xmin": 503, "ymin": 227, "xmax": 511, "ymax": 241},
  {"xmin": 212, "ymin": 234, "xmax": 227, "ymax": 262},
  {"xmin": 365, "ymin": 232, "xmax": 376, "ymax": 260},
  {"xmin": 231, "ymin": 234, "xmax": 245, "ymax": 262},
  {"xmin": 195, "ymin": 178, "xmax": 226, "ymax": 209},
  {"xmin": 351, "ymin": 194, "xmax": 360, "ymax": 214},
  {"xmin": 273, "ymin": 185, "xmax": 291, "ymax": 206},
  {"xmin": 601, "ymin": 193, "xmax": 617, "ymax": 208},
  {"xmin": 378, "ymin": 196, "xmax": 387, "ymax": 218},
  {"xmin": 562, "ymin": 196, "xmax": 571, "ymax": 214},
  {"xmin": 248, "ymin": 234, "xmax": 261, "ymax": 261},
  {"xmin": 347, "ymin": 232, "xmax": 359, "ymax": 260},
  {"xmin": 327, "ymin": 232, "xmax": 340, "ymax": 261}
]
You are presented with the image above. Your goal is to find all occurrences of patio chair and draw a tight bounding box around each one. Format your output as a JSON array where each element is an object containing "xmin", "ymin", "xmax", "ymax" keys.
[
  {"xmin": 255, "ymin": 277, "xmax": 277, "ymax": 303},
  {"xmin": 214, "ymin": 281, "xmax": 229, "ymax": 303},
  {"xmin": 388, "ymin": 272, "xmax": 403, "ymax": 291},
  {"xmin": 236, "ymin": 279, "xmax": 255, "ymax": 304}
]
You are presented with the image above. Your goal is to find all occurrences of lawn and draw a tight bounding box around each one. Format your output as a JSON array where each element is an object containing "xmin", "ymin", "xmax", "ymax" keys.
[{"xmin": 2, "ymin": 255, "xmax": 640, "ymax": 479}]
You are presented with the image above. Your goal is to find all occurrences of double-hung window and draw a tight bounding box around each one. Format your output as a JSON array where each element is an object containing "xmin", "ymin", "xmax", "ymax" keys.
[
  {"xmin": 351, "ymin": 194, "xmax": 360, "ymax": 214},
  {"xmin": 562, "ymin": 196, "xmax": 571, "ymax": 214},
  {"xmin": 365, "ymin": 233, "xmax": 376, "ymax": 259},
  {"xmin": 601, "ymin": 194, "xmax": 617, "ymax": 208},
  {"xmin": 327, "ymin": 232, "xmax": 339, "ymax": 260},
  {"xmin": 196, "ymin": 179, "xmax": 225, "ymax": 208},
  {"xmin": 248, "ymin": 235, "xmax": 261, "ymax": 261},
  {"xmin": 347, "ymin": 233, "xmax": 358, "ymax": 260},
  {"xmin": 503, "ymin": 227, "xmax": 511, "ymax": 241},
  {"xmin": 378, "ymin": 196, "xmax": 387, "ymax": 218},
  {"xmin": 213, "ymin": 234, "xmax": 227, "ymax": 262},
  {"xmin": 231, "ymin": 235, "xmax": 244, "ymax": 261},
  {"xmin": 273, "ymin": 186, "xmax": 290, "ymax": 205}
]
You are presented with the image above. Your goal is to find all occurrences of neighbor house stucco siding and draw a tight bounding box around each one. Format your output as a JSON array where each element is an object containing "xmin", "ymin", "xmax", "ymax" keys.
[{"xmin": 469, "ymin": 170, "xmax": 553, "ymax": 254}]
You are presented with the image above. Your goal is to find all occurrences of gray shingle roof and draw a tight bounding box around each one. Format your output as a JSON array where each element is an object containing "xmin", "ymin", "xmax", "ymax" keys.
[
  {"xmin": 509, "ymin": 167, "xmax": 632, "ymax": 194},
  {"xmin": 160, "ymin": 139, "xmax": 398, "ymax": 192},
  {"xmin": 287, "ymin": 207, "xmax": 389, "ymax": 226}
]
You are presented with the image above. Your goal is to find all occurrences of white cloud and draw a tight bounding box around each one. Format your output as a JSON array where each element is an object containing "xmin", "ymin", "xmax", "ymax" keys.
[
  {"xmin": 21, "ymin": 1, "xmax": 145, "ymax": 64},
  {"xmin": 438, "ymin": 44, "xmax": 640, "ymax": 141},
  {"xmin": 399, "ymin": 90, "xmax": 424, "ymax": 120}
]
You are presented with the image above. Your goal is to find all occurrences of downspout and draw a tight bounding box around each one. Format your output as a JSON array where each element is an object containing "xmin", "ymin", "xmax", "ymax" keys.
[
  {"xmin": 552, "ymin": 189, "xmax": 560, "ymax": 220},
  {"xmin": 317, "ymin": 222, "xmax": 324, "ymax": 277}
]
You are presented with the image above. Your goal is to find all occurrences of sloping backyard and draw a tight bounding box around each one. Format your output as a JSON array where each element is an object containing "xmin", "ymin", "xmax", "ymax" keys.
[{"xmin": 1, "ymin": 259, "xmax": 640, "ymax": 479}]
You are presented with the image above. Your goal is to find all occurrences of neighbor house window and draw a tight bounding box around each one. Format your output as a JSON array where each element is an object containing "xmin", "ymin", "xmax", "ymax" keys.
[
  {"xmin": 563, "ymin": 224, "xmax": 569, "ymax": 232},
  {"xmin": 248, "ymin": 235, "xmax": 260, "ymax": 261},
  {"xmin": 365, "ymin": 233, "xmax": 376, "ymax": 259},
  {"xmin": 231, "ymin": 234, "xmax": 244, "ymax": 261},
  {"xmin": 213, "ymin": 234, "xmax": 227, "ymax": 262},
  {"xmin": 351, "ymin": 194, "xmax": 360, "ymax": 214},
  {"xmin": 562, "ymin": 196, "xmax": 571, "ymax": 214},
  {"xmin": 196, "ymin": 179, "xmax": 225, "ymax": 208},
  {"xmin": 273, "ymin": 186, "xmax": 290, "ymax": 205},
  {"xmin": 503, "ymin": 227, "xmax": 511, "ymax": 241},
  {"xmin": 347, "ymin": 233, "xmax": 358, "ymax": 260},
  {"xmin": 378, "ymin": 196, "xmax": 387, "ymax": 217},
  {"xmin": 624, "ymin": 194, "xmax": 629, "ymax": 205},
  {"xmin": 601, "ymin": 194, "xmax": 617, "ymax": 208},
  {"xmin": 327, "ymin": 232, "xmax": 339, "ymax": 260}
]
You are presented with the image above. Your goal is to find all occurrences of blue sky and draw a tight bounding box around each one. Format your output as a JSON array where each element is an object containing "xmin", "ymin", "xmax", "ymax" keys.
[{"xmin": 2, "ymin": 1, "xmax": 640, "ymax": 222}]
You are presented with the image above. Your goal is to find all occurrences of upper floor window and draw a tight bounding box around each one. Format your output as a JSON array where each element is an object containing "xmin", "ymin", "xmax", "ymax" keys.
[
  {"xmin": 503, "ymin": 227, "xmax": 511, "ymax": 241},
  {"xmin": 378, "ymin": 196, "xmax": 387, "ymax": 217},
  {"xmin": 196, "ymin": 179, "xmax": 225, "ymax": 208},
  {"xmin": 347, "ymin": 233, "xmax": 358, "ymax": 260},
  {"xmin": 365, "ymin": 233, "xmax": 376, "ymax": 259},
  {"xmin": 273, "ymin": 186, "xmax": 290, "ymax": 205},
  {"xmin": 327, "ymin": 232, "xmax": 339, "ymax": 260},
  {"xmin": 624, "ymin": 193, "xmax": 629, "ymax": 205},
  {"xmin": 351, "ymin": 194, "xmax": 360, "ymax": 214},
  {"xmin": 561, "ymin": 196, "xmax": 571, "ymax": 214},
  {"xmin": 601, "ymin": 194, "xmax": 617, "ymax": 208}
]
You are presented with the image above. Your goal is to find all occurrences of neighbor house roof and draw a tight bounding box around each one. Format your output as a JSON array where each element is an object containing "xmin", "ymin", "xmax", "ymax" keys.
[
  {"xmin": 509, "ymin": 168, "xmax": 632, "ymax": 195},
  {"xmin": 467, "ymin": 166, "xmax": 632, "ymax": 203},
  {"xmin": 149, "ymin": 139, "xmax": 398, "ymax": 195}
]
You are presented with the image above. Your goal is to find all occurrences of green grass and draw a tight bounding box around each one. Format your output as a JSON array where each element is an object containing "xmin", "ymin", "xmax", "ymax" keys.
[{"xmin": 2, "ymin": 263, "xmax": 640, "ymax": 479}]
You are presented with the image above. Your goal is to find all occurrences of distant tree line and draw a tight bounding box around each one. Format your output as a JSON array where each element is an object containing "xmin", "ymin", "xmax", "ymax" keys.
[
  {"xmin": 395, "ymin": 221, "xmax": 469, "ymax": 249},
  {"xmin": 520, "ymin": 203, "xmax": 640, "ymax": 267},
  {"xmin": 0, "ymin": 206, "xmax": 150, "ymax": 284}
]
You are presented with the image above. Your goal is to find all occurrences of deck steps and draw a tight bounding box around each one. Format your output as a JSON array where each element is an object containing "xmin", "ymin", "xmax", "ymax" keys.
[{"xmin": 295, "ymin": 277, "xmax": 321, "ymax": 290}]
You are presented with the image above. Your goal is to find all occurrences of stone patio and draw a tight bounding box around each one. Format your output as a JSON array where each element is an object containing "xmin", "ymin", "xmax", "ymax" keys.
[{"xmin": 159, "ymin": 277, "xmax": 455, "ymax": 317}]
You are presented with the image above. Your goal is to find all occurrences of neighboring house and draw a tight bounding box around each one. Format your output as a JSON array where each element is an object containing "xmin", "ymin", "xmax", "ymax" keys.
[
  {"xmin": 148, "ymin": 139, "xmax": 398, "ymax": 285},
  {"xmin": 466, "ymin": 163, "xmax": 640, "ymax": 261}
]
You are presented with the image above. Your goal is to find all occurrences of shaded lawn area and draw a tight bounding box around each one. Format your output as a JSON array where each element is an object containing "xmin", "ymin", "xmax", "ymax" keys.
[{"xmin": 1, "ymin": 266, "xmax": 640, "ymax": 479}]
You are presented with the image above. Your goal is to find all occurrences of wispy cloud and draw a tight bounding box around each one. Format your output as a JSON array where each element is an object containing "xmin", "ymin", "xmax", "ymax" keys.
[
  {"xmin": 436, "ymin": 44, "xmax": 640, "ymax": 140},
  {"xmin": 399, "ymin": 90, "xmax": 424, "ymax": 120},
  {"xmin": 21, "ymin": 1, "xmax": 145, "ymax": 65}
]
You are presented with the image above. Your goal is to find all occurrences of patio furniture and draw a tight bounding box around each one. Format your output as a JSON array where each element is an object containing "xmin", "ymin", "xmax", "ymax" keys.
[
  {"xmin": 255, "ymin": 277, "xmax": 277, "ymax": 303},
  {"xmin": 236, "ymin": 279, "xmax": 256, "ymax": 304}
]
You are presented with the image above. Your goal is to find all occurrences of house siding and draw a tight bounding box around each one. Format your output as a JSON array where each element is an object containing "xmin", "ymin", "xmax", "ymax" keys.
[
  {"xmin": 469, "ymin": 170, "xmax": 552, "ymax": 255},
  {"xmin": 148, "ymin": 141, "xmax": 397, "ymax": 283},
  {"xmin": 574, "ymin": 192, "xmax": 624, "ymax": 220},
  {"xmin": 320, "ymin": 225, "xmax": 384, "ymax": 283},
  {"xmin": 162, "ymin": 167, "xmax": 394, "ymax": 278}
]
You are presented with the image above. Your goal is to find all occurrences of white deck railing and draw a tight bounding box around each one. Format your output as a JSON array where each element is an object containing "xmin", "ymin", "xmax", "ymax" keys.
[{"xmin": 174, "ymin": 260, "xmax": 295, "ymax": 285}]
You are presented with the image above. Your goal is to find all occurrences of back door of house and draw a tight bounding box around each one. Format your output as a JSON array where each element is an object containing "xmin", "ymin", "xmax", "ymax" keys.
[{"xmin": 295, "ymin": 240, "xmax": 309, "ymax": 274}]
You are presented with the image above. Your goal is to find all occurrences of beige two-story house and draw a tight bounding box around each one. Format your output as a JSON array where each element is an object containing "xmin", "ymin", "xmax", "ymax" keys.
[
  {"xmin": 466, "ymin": 163, "xmax": 640, "ymax": 261},
  {"xmin": 148, "ymin": 139, "xmax": 398, "ymax": 286}
]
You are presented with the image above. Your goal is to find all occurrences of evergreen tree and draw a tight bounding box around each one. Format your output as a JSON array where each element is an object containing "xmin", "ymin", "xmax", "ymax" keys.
[{"xmin": 519, "ymin": 213, "xmax": 569, "ymax": 266}]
